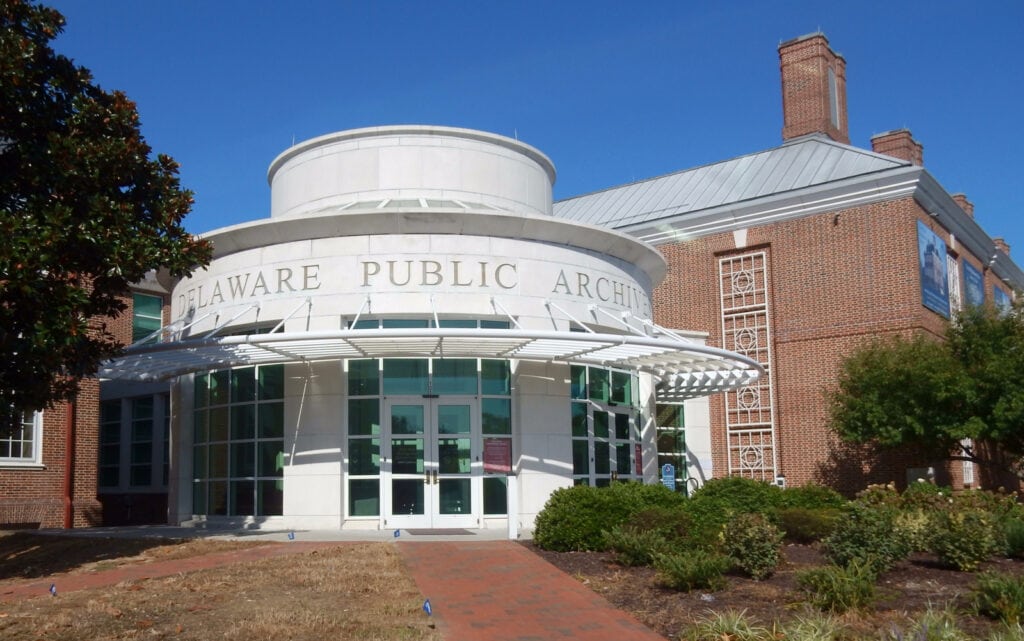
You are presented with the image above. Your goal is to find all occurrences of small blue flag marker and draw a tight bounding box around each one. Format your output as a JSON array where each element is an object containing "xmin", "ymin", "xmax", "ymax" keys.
[
  {"xmin": 287, "ymin": 531, "xmax": 295, "ymax": 540},
  {"xmin": 423, "ymin": 598, "xmax": 432, "ymax": 616},
  {"xmin": 49, "ymin": 583, "xmax": 56, "ymax": 596},
  {"xmin": 393, "ymin": 529, "xmax": 401, "ymax": 538}
]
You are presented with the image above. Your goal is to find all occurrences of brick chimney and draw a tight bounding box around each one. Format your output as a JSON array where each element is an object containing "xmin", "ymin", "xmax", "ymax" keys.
[
  {"xmin": 779, "ymin": 33, "xmax": 849, "ymax": 144},
  {"xmin": 951, "ymin": 193, "xmax": 974, "ymax": 218},
  {"xmin": 995, "ymin": 237, "xmax": 1011, "ymax": 257},
  {"xmin": 871, "ymin": 129, "xmax": 924, "ymax": 166}
]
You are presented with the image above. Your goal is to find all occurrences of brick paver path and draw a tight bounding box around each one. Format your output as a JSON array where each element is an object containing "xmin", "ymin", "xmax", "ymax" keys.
[{"xmin": 398, "ymin": 541, "xmax": 666, "ymax": 641}]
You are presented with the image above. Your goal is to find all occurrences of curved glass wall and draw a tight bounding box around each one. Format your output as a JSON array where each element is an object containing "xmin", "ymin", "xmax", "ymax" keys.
[{"xmin": 570, "ymin": 365, "xmax": 641, "ymax": 487}]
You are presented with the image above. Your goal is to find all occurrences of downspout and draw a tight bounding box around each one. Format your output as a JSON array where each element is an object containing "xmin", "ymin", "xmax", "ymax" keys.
[{"xmin": 62, "ymin": 396, "xmax": 76, "ymax": 528}]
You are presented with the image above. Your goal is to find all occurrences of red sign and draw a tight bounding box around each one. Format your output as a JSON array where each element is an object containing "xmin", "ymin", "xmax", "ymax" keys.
[
  {"xmin": 635, "ymin": 444, "xmax": 642, "ymax": 476},
  {"xmin": 483, "ymin": 438, "xmax": 512, "ymax": 473}
]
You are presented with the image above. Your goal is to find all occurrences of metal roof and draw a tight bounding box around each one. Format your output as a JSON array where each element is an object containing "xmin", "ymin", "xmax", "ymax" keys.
[
  {"xmin": 553, "ymin": 135, "xmax": 906, "ymax": 229},
  {"xmin": 99, "ymin": 327, "xmax": 762, "ymax": 403}
]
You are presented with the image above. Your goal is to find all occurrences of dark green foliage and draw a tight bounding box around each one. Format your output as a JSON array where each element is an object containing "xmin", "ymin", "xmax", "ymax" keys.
[
  {"xmin": 602, "ymin": 525, "xmax": 669, "ymax": 567},
  {"xmin": 722, "ymin": 513, "xmax": 783, "ymax": 580},
  {"xmin": 653, "ymin": 549, "xmax": 731, "ymax": 592},
  {"xmin": 828, "ymin": 304, "xmax": 1024, "ymax": 467},
  {"xmin": 0, "ymin": 0, "xmax": 211, "ymax": 430},
  {"xmin": 1003, "ymin": 518, "xmax": 1024, "ymax": 559},
  {"xmin": 624, "ymin": 506, "xmax": 691, "ymax": 544},
  {"xmin": 778, "ymin": 483, "xmax": 847, "ymax": 510},
  {"xmin": 823, "ymin": 504, "xmax": 911, "ymax": 574},
  {"xmin": 929, "ymin": 508, "xmax": 999, "ymax": 571},
  {"xmin": 973, "ymin": 572, "xmax": 1024, "ymax": 624},
  {"xmin": 796, "ymin": 561, "xmax": 877, "ymax": 613},
  {"xmin": 682, "ymin": 477, "xmax": 783, "ymax": 542},
  {"xmin": 533, "ymin": 482, "xmax": 685, "ymax": 552},
  {"xmin": 776, "ymin": 507, "xmax": 841, "ymax": 544}
]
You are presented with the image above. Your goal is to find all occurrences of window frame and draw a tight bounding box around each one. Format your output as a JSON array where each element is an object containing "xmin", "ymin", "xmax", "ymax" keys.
[{"xmin": 0, "ymin": 411, "xmax": 44, "ymax": 468}]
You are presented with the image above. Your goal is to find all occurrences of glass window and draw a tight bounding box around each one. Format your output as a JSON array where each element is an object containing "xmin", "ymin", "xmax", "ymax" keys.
[
  {"xmin": 130, "ymin": 397, "xmax": 153, "ymax": 487},
  {"xmin": 433, "ymin": 359, "xmax": 478, "ymax": 395},
  {"xmin": 483, "ymin": 477, "xmax": 507, "ymax": 515},
  {"xmin": 570, "ymin": 365, "xmax": 586, "ymax": 399},
  {"xmin": 132, "ymin": 293, "xmax": 163, "ymax": 343},
  {"xmin": 383, "ymin": 359, "xmax": 429, "ymax": 395},
  {"xmin": 481, "ymin": 360, "xmax": 510, "ymax": 395},
  {"xmin": 348, "ymin": 479, "xmax": 380, "ymax": 516},
  {"xmin": 482, "ymin": 398, "xmax": 511, "ymax": 434},
  {"xmin": 570, "ymin": 366, "xmax": 640, "ymax": 486},
  {"xmin": 99, "ymin": 401, "xmax": 120, "ymax": 488},
  {"xmin": 348, "ymin": 360, "xmax": 379, "ymax": 396},
  {"xmin": 193, "ymin": 364, "xmax": 285, "ymax": 517}
]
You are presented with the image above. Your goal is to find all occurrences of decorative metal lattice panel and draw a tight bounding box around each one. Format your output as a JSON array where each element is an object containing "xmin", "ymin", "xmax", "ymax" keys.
[{"xmin": 719, "ymin": 252, "xmax": 777, "ymax": 480}]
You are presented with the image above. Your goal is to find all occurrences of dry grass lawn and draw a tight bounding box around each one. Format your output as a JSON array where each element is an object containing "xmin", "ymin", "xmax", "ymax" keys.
[{"xmin": 0, "ymin": 533, "xmax": 441, "ymax": 641}]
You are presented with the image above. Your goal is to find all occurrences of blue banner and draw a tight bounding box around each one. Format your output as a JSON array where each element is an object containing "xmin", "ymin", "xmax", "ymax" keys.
[
  {"xmin": 962, "ymin": 260, "xmax": 985, "ymax": 307},
  {"xmin": 917, "ymin": 221, "xmax": 950, "ymax": 318}
]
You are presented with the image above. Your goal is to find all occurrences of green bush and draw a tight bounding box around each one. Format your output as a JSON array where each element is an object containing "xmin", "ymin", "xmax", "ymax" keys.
[
  {"xmin": 779, "ymin": 483, "xmax": 847, "ymax": 510},
  {"xmin": 930, "ymin": 508, "xmax": 999, "ymax": 571},
  {"xmin": 653, "ymin": 549, "xmax": 731, "ymax": 592},
  {"xmin": 1004, "ymin": 518, "xmax": 1024, "ymax": 559},
  {"xmin": 887, "ymin": 605, "xmax": 971, "ymax": 641},
  {"xmin": 823, "ymin": 503, "xmax": 911, "ymax": 574},
  {"xmin": 687, "ymin": 610, "xmax": 770, "ymax": 641},
  {"xmin": 974, "ymin": 572, "xmax": 1024, "ymax": 624},
  {"xmin": 776, "ymin": 507, "xmax": 840, "ymax": 544},
  {"xmin": 624, "ymin": 506, "xmax": 691, "ymax": 544},
  {"xmin": 602, "ymin": 525, "xmax": 669, "ymax": 567},
  {"xmin": 532, "ymin": 482, "xmax": 685, "ymax": 551},
  {"xmin": 895, "ymin": 508, "xmax": 934, "ymax": 553},
  {"xmin": 722, "ymin": 513, "xmax": 783, "ymax": 580},
  {"xmin": 682, "ymin": 477, "xmax": 784, "ymax": 543},
  {"xmin": 796, "ymin": 561, "xmax": 876, "ymax": 613}
]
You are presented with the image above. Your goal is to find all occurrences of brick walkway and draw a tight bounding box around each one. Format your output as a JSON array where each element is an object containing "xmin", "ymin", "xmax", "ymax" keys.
[
  {"xmin": 2, "ymin": 537, "xmax": 666, "ymax": 641},
  {"xmin": 398, "ymin": 541, "xmax": 665, "ymax": 641}
]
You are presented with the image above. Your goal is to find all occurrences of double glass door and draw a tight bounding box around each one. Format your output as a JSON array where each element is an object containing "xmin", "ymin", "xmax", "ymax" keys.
[{"xmin": 384, "ymin": 398, "xmax": 477, "ymax": 529}]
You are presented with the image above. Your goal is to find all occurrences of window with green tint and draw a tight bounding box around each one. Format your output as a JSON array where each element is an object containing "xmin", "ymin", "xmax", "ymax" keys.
[
  {"xmin": 130, "ymin": 397, "xmax": 153, "ymax": 487},
  {"xmin": 594, "ymin": 442, "xmax": 610, "ymax": 475},
  {"xmin": 481, "ymin": 360, "xmax": 510, "ymax": 395},
  {"xmin": 209, "ymin": 407, "xmax": 228, "ymax": 441},
  {"xmin": 258, "ymin": 403, "xmax": 284, "ymax": 438},
  {"xmin": 391, "ymin": 405, "xmax": 424, "ymax": 435},
  {"xmin": 615, "ymin": 443, "xmax": 631, "ymax": 475},
  {"xmin": 348, "ymin": 399, "xmax": 380, "ymax": 435},
  {"xmin": 480, "ymin": 320, "xmax": 510, "ymax": 329},
  {"xmin": 231, "ymin": 367, "xmax": 256, "ymax": 403},
  {"xmin": 572, "ymin": 440, "xmax": 589, "ymax": 475},
  {"xmin": 348, "ymin": 359, "xmax": 379, "ymax": 395},
  {"xmin": 383, "ymin": 359, "xmax": 428, "ymax": 395},
  {"xmin": 615, "ymin": 413, "xmax": 630, "ymax": 440},
  {"xmin": 611, "ymin": 371, "xmax": 631, "ymax": 405},
  {"xmin": 482, "ymin": 398, "xmax": 511, "ymax": 434},
  {"xmin": 483, "ymin": 477, "xmax": 507, "ymax": 515},
  {"xmin": 571, "ymin": 402, "xmax": 588, "ymax": 437},
  {"xmin": 438, "ymin": 319, "xmax": 476, "ymax": 328},
  {"xmin": 588, "ymin": 368, "xmax": 609, "ymax": 402},
  {"xmin": 348, "ymin": 438, "xmax": 380, "ymax": 475},
  {"xmin": 194, "ymin": 373, "xmax": 209, "ymax": 408},
  {"xmin": 594, "ymin": 411, "xmax": 609, "ymax": 438},
  {"xmin": 230, "ymin": 404, "xmax": 255, "ymax": 439},
  {"xmin": 570, "ymin": 365, "xmax": 586, "ymax": 399},
  {"xmin": 209, "ymin": 370, "xmax": 229, "ymax": 404},
  {"xmin": 382, "ymin": 318, "xmax": 429, "ymax": 328},
  {"xmin": 437, "ymin": 405, "xmax": 470, "ymax": 435},
  {"xmin": 99, "ymin": 400, "xmax": 120, "ymax": 489},
  {"xmin": 433, "ymin": 359, "xmax": 477, "ymax": 395},
  {"xmin": 258, "ymin": 365, "xmax": 284, "ymax": 400},
  {"xmin": 230, "ymin": 442, "xmax": 256, "ymax": 476},
  {"xmin": 258, "ymin": 442, "xmax": 284, "ymax": 476},
  {"xmin": 349, "ymin": 479, "xmax": 380, "ymax": 516},
  {"xmin": 259, "ymin": 480, "xmax": 283, "ymax": 515},
  {"xmin": 132, "ymin": 293, "xmax": 163, "ymax": 343},
  {"xmin": 194, "ymin": 411, "xmax": 208, "ymax": 442},
  {"xmin": 351, "ymin": 319, "xmax": 377, "ymax": 329}
]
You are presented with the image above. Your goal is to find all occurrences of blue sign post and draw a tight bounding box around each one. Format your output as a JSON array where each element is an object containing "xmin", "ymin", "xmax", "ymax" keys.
[{"xmin": 661, "ymin": 463, "xmax": 676, "ymax": 491}]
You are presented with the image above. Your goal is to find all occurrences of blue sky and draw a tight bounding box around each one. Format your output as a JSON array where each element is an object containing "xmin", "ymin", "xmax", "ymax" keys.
[{"xmin": 50, "ymin": 1, "xmax": 1024, "ymax": 256}]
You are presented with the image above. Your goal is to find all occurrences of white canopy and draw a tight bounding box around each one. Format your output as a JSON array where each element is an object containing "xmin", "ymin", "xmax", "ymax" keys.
[{"xmin": 100, "ymin": 327, "xmax": 761, "ymax": 402}]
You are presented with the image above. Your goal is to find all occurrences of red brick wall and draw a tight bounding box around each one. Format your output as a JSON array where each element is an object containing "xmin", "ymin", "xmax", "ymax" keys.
[
  {"xmin": 779, "ymin": 34, "xmax": 849, "ymax": 144},
  {"xmin": 654, "ymin": 198, "xmax": 986, "ymax": 494}
]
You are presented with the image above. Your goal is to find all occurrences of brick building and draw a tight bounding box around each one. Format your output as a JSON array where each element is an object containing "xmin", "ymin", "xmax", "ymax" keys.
[{"xmin": 554, "ymin": 33, "xmax": 1024, "ymax": 493}]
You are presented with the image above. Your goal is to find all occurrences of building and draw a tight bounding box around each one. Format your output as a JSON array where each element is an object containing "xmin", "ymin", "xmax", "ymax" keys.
[
  {"xmin": 555, "ymin": 33, "xmax": 1023, "ymax": 492},
  {"xmin": 92, "ymin": 127, "xmax": 757, "ymax": 534}
]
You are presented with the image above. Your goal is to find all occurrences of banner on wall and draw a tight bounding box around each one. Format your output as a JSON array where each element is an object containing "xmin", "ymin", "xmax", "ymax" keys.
[
  {"xmin": 962, "ymin": 261, "xmax": 985, "ymax": 307},
  {"xmin": 917, "ymin": 221, "xmax": 950, "ymax": 318}
]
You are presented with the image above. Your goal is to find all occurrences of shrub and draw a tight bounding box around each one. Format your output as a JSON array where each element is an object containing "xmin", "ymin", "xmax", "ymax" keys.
[
  {"xmin": 855, "ymin": 482, "xmax": 903, "ymax": 509},
  {"xmin": 779, "ymin": 483, "xmax": 847, "ymax": 510},
  {"xmin": 722, "ymin": 513, "xmax": 783, "ymax": 580},
  {"xmin": 1004, "ymin": 518, "xmax": 1024, "ymax": 559},
  {"xmin": 653, "ymin": 549, "xmax": 731, "ymax": 592},
  {"xmin": 686, "ymin": 609, "xmax": 769, "ymax": 641},
  {"xmin": 796, "ymin": 561, "xmax": 876, "ymax": 613},
  {"xmin": 887, "ymin": 605, "xmax": 971, "ymax": 641},
  {"xmin": 895, "ymin": 508, "xmax": 934, "ymax": 553},
  {"xmin": 776, "ymin": 507, "xmax": 840, "ymax": 544},
  {"xmin": 602, "ymin": 525, "xmax": 669, "ymax": 567},
  {"xmin": 823, "ymin": 503, "xmax": 911, "ymax": 574},
  {"xmin": 930, "ymin": 508, "xmax": 998, "ymax": 571},
  {"xmin": 533, "ymin": 482, "xmax": 685, "ymax": 551},
  {"xmin": 974, "ymin": 572, "xmax": 1024, "ymax": 624},
  {"xmin": 901, "ymin": 480, "xmax": 952, "ymax": 510},
  {"xmin": 624, "ymin": 506, "xmax": 691, "ymax": 544},
  {"xmin": 682, "ymin": 477, "xmax": 784, "ymax": 544},
  {"xmin": 779, "ymin": 610, "xmax": 845, "ymax": 641}
]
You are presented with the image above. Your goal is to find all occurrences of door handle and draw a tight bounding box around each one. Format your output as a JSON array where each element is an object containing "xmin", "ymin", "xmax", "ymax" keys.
[{"xmin": 425, "ymin": 469, "xmax": 431, "ymax": 485}]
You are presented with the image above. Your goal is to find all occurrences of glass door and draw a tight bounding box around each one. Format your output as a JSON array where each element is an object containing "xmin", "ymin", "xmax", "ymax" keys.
[{"xmin": 384, "ymin": 398, "xmax": 478, "ymax": 529}]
